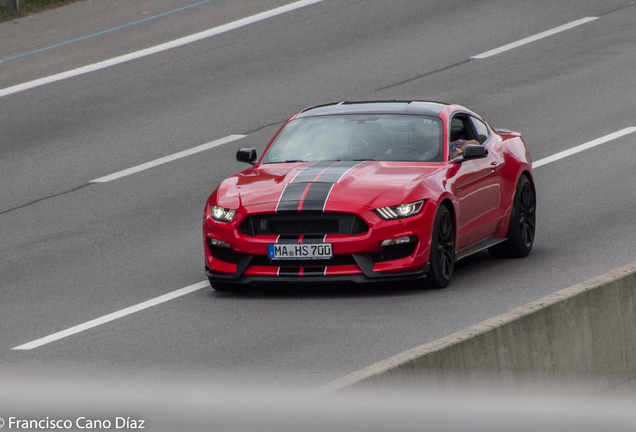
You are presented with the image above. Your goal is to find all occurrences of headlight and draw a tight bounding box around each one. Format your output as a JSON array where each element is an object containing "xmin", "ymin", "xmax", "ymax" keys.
[
  {"xmin": 210, "ymin": 205, "xmax": 236, "ymax": 222},
  {"xmin": 375, "ymin": 200, "xmax": 424, "ymax": 220}
]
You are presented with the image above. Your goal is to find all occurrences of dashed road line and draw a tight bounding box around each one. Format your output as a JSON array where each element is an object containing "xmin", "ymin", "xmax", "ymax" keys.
[
  {"xmin": 471, "ymin": 17, "xmax": 599, "ymax": 59},
  {"xmin": 0, "ymin": 0, "xmax": 215, "ymax": 64},
  {"xmin": 0, "ymin": 0, "xmax": 324, "ymax": 99},
  {"xmin": 378, "ymin": 16, "xmax": 600, "ymax": 91},
  {"xmin": 532, "ymin": 127, "xmax": 636, "ymax": 168},
  {"xmin": 90, "ymin": 135, "xmax": 246, "ymax": 183},
  {"xmin": 11, "ymin": 281, "xmax": 209, "ymax": 350}
]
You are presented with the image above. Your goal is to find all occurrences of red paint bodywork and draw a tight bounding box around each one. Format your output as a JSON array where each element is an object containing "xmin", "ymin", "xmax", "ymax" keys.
[{"xmin": 203, "ymin": 103, "xmax": 533, "ymax": 284}]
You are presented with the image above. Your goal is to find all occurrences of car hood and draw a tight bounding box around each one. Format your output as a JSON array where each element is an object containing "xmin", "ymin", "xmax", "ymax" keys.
[{"xmin": 215, "ymin": 161, "xmax": 445, "ymax": 212}]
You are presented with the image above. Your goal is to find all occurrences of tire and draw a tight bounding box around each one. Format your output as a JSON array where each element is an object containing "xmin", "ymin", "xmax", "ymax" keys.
[
  {"xmin": 489, "ymin": 175, "xmax": 536, "ymax": 258},
  {"xmin": 425, "ymin": 205, "xmax": 456, "ymax": 289},
  {"xmin": 208, "ymin": 278, "xmax": 238, "ymax": 292}
]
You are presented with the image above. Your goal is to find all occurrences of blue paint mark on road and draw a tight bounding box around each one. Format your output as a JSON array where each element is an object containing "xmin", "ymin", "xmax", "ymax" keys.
[{"xmin": 0, "ymin": 0, "xmax": 214, "ymax": 63}]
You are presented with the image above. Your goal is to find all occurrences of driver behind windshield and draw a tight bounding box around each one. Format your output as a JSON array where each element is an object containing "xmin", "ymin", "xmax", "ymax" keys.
[{"xmin": 264, "ymin": 115, "xmax": 442, "ymax": 163}]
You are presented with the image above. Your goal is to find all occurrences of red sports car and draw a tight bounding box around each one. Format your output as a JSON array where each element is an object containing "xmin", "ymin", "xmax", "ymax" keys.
[{"xmin": 203, "ymin": 101, "xmax": 535, "ymax": 291}]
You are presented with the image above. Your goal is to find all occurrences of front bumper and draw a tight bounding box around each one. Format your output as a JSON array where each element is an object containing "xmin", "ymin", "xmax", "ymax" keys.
[
  {"xmin": 203, "ymin": 202, "xmax": 435, "ymax": 285},
  {"xmin": 205, "ymin": 261, "xmax": 430, "ymax": 285}
]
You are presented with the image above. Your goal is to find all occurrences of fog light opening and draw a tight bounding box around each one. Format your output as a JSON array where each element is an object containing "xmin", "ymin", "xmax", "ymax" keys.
[
  {"xmin": 208, "ymin": 238, "xmax": 231, "ymax": 248},
  {"xmin": 380, "ymin": 235, "xmax": 416, "ymax": 247}
]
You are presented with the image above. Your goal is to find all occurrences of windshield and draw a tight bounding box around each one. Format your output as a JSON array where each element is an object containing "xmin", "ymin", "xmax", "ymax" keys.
[{"xmin": 263, "ymin": 114, "xmax": 443, "ymax": 163}]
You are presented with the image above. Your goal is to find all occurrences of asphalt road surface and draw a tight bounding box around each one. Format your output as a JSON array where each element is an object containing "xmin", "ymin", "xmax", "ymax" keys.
[{"xmin": 1, "ymin": 0, "xmax": 636, "ymax": 387}]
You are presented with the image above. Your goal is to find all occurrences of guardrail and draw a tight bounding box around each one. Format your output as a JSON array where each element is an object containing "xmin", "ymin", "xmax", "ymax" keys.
[{"xmin": 318, "ymin": 260, "xmax": 636, "ymax": 394}]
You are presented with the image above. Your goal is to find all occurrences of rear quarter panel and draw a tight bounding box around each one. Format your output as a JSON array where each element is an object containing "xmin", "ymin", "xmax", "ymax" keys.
[{"xmin": 491, "ymin": 130, "xmax": 534, "ymax": 238}]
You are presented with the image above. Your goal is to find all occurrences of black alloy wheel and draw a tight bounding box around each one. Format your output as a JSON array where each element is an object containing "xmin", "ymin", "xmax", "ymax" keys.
[
  {"xmin": 489, "ymin": 175, "xmax": 536, "ymax": 258},
  {"xmin": 425, "ymin": 205, "xmax": 455, "ymax": 289},
  {"xmin": 517, "ymin": 178, "xmax": 536, "ymax": 250}
]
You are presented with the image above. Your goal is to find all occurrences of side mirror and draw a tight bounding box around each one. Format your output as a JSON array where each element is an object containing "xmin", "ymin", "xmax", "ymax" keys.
[
  {"xmin": 453, "ymin": 145, "xmax": 488, "ymax": 164},
  {"xmin": 236, "ymin": 148, "xmax": 257, "ymax": 165}
]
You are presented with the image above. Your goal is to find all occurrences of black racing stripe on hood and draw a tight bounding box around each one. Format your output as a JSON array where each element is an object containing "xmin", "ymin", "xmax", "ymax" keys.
[
  {"xmin": 277, "ymin": 161, "xmax": 363, "ymax": 212},
  {"xmin": 276, "ymin": 183, "xmax": 308, "ymax": 212},
  {"xmin": 300, "ymin": 183, "xmax": 334, "ymax": 212},
  {"xmin": 310, "ymin": 160, "xmax": 362, "ymax": 183},
  {"xmin": 290, "ymin": 160, "xmax": 339, "ymax": 184}
]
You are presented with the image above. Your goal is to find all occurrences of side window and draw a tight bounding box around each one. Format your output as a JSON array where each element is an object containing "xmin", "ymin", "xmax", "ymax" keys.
[
  {"xmin": 450, "ymin": 117, "xmax": 469, "ymax": 142},
  {"xmin": 470, "ymin": 117, "xmax": 490, "ymax": 144}
]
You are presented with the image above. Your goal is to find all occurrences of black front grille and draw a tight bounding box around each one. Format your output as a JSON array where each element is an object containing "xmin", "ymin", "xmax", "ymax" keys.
[
  {"xmin": 241, "ymin": 213, "xmax": 368, "ymax": 236},
  {"xmin": 250, "ymin": 254, "xmax": 357, "ymax": 267},
  {"xmin": 368, "ymin": 242, "xmax": 417, "ymax": 263}
]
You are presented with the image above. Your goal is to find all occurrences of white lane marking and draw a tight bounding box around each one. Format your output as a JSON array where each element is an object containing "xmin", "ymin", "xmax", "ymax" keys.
[
  {"xmin": 471, "ymin": 17, "xmax": 598, "ymax": 59},
  {"xmin": 90, "ymin": 134, "xmax": 246, "ymax": 183},
  {"xmin": 532, "ymin": 127, "xmax": 636, "ymax": 169},
  {"xmin": 12, "ymin": 281, "xmax": 209, "ymax": 350},
  {"xmin": 0, "ymin": 0, "xmax": 324, "ymax": 99}
]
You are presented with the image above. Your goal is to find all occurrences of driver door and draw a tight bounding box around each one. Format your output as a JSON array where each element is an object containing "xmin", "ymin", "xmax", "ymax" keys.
[{"xmin": 449, "ymin": 115, "xmax": 504, "ymax": 250}]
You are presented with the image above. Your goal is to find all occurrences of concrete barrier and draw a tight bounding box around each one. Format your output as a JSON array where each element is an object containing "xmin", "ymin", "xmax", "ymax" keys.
[{"xmin": 317, "ymin": 261, "xmax": 636, "ymax": 394}]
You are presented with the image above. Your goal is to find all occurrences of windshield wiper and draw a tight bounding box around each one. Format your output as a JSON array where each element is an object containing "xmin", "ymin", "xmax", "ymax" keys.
[{"xmin": 353, "ymin": 158, "xmax": 375, "ymax": 161}]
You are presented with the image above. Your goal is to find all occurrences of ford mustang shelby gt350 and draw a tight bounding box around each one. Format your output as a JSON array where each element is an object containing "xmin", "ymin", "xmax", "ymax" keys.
[{"xmin": 203, "ymin": 101, "xmax": 535, "ymax": 291}]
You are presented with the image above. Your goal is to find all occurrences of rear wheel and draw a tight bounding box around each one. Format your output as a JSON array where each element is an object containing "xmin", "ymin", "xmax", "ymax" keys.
[
  {"xmin": 425, "ymin": 205, "xmax": 455, "ymax": 289},
  {"xmin": 489, "ymin": 175, "xmax": 536, "ymax": 258}
]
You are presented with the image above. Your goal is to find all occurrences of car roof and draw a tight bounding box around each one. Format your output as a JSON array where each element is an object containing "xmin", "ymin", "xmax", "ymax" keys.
[{"xmin": 295, "ymin": 101, "xmax": 449, "ymax": 118}]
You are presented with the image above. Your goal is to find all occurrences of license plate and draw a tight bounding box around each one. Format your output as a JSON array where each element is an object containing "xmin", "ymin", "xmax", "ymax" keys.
[{"xmin": 268, "ymin": 243, "xmax": 333, "ymax": 260}]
